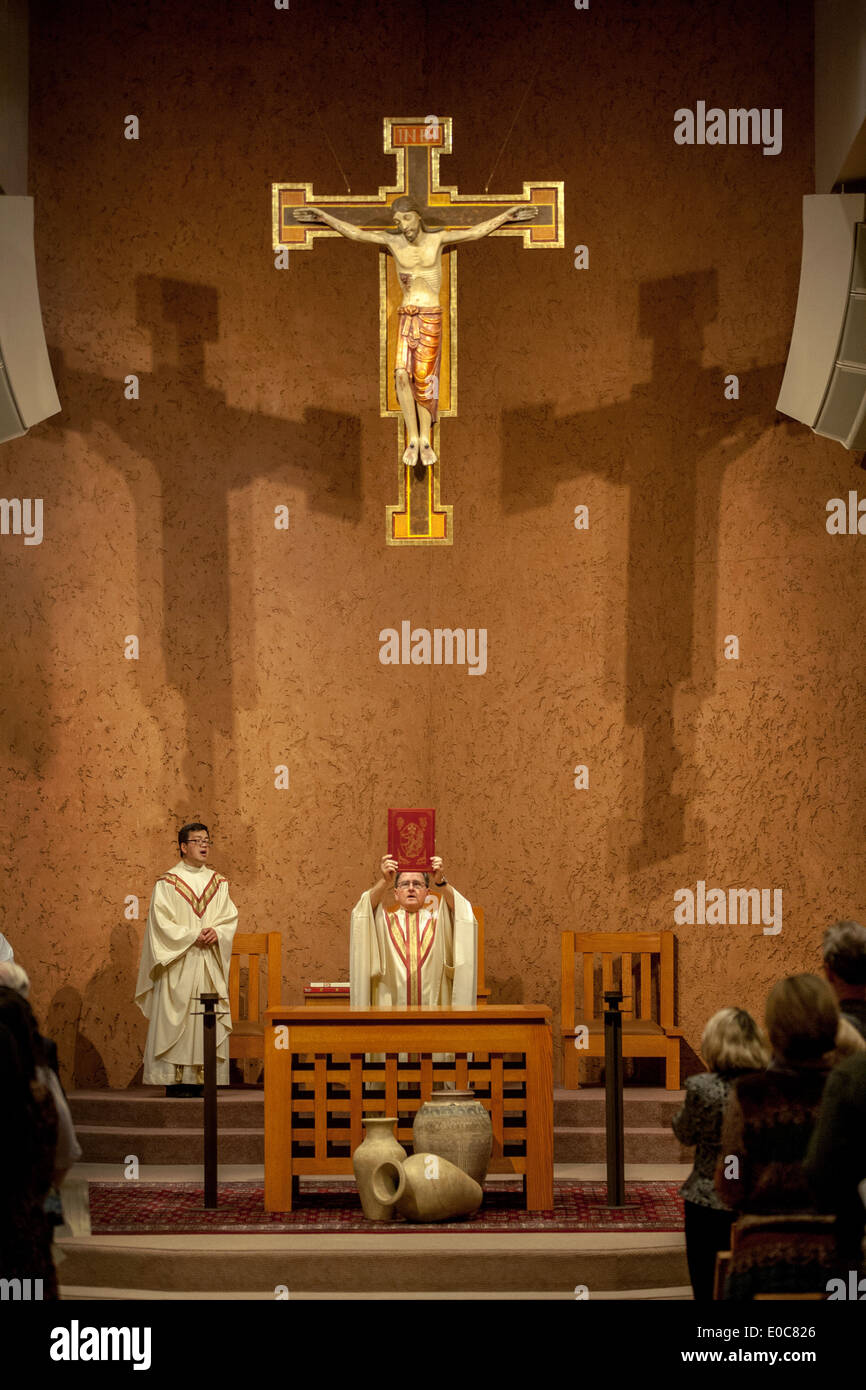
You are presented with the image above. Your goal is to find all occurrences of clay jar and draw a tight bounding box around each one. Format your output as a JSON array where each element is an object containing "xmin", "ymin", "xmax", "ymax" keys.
[
  {"xmin": 412, "ymin": 1090, "xmax": 493, "ymax": 1187},
  {"xmin": 352, "ymin": 1116, "xmax": 407, "ymax": 1221},
  {"xmin": 371, "ymin": 1152, "xmax": 483, "ymax": 1223}
]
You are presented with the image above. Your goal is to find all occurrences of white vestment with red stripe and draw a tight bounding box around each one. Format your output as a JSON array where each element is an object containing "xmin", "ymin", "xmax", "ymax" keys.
[
  {"xmin": 349, "ymin": 888, "xmax": 477, "ymax": 1009},
  {"xmin": 135, "ymin": 861, "xmax": 238, "ymax": 1085}
]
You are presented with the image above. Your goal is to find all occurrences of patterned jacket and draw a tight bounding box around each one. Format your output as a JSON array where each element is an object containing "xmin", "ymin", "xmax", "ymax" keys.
[{"xmin": 672, "ymin": 1070, "xmax": 744, "ymax": 1210}]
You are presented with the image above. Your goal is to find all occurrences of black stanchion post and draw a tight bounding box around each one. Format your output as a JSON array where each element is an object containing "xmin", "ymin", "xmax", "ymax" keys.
[
  {"xmin": 201, "ymin": 991, "xmax": 219, "ymax": 1209},
  {"xmin": 603, "ymin": 988, "xmax": 626, "ymax": 1207}
]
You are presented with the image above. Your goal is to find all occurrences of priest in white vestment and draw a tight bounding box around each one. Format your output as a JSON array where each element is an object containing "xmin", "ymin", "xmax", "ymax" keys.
[
  {"xmin": 350, "ymin": 854, "xmax": 477, "ymax": 1008},
  {"xmin": 135, "ymin": 822, "xmax": 238, "ymax": 1095}
]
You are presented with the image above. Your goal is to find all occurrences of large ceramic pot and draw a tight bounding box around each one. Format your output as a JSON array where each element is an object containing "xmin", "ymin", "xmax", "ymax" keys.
[
  {"xmin": 370, "ymin": 1152, "xmax": 483, "ymax": 1223},
  {"xmin": 352, "ymin": 1116, "xmax": 407, "ymax": 1221},
  {"xmin": 412, "ymin": 1090, "xmax": 492, "ymax": 1187}
]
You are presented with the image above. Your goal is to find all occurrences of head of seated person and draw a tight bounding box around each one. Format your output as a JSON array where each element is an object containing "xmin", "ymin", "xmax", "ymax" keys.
[
  {"xmin": 765, "ymin": 974, "xmax": 839, "ymax": 1070},
  {"xmin": 0, "ymin": 961, "xmax": 30, "ymax": 997},
  {"xmin": 822, "ymin": 920, "xmax": 866, "ymax": 1001},
  {"xmin": 701, "ymin": 1006, "xmax": 770, "ymax": 1077}
]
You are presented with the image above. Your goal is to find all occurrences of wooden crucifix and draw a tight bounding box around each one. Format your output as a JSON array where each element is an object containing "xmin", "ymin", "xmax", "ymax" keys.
[{"xmin": 273, "ymin": 116, "xmax": 564, "ymax": 545}]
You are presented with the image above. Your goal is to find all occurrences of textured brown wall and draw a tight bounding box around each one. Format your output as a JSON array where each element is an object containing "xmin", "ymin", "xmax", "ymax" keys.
[{"xmin": 2, "ymin": 0, "xmax": 853, "ymax": 1088}]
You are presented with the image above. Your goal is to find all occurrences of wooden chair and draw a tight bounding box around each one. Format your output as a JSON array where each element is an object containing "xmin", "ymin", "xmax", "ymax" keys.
[
  {"xmin": 560, "ymin": 930, "xmax": 682, "ymax": 1089},
  {"xmin": 714, "ymin": 1214, "xmax": 835, "ymax": 1299},
  {"xmin": 229, "ymin": 932, "xmax": 282, "ymax": 1067}
]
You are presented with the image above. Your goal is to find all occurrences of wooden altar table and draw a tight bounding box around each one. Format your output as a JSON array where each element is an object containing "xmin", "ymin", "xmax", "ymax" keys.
[{"xmin": 263, "ymin": 1005, "xmax": 553, "ymax": 1212}]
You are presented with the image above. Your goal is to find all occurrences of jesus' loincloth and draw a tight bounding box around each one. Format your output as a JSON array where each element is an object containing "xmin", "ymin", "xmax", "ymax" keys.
[{"xmin": 395, "ymin": 305, "xmax": 443, "ymax": 423}]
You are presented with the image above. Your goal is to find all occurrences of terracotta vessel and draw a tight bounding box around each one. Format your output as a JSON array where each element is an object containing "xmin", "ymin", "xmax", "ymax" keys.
[
  {"xmin": 370, "ymin": 1152, "xmax": 483, "ymax": 1223},
  {"xmin": 412, "ymin": 1090, "xmax": 493, "ymax": 1186},
  {"xmin": 352, "ymin": 1116, "xmax": 407, "ymax": 1221}
]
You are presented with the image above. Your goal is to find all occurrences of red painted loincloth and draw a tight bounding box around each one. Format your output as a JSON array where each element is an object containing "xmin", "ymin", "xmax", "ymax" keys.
[{"xmin": 395, "ymin": 305, "xmax": 443, "ymax": 423}]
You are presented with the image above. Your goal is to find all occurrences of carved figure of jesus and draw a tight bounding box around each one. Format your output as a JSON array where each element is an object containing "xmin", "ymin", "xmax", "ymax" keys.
[{"xmin": 295, "ymin": 198, "xmax": 536, "ymax": 468}]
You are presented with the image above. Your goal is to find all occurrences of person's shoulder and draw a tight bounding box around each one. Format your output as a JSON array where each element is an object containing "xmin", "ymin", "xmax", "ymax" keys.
[
  {"xmin": 684, "ymin": 1071, "xmax": 720, "ymax": 1095},
  {"xmin": 726, "ymin": 1068, "xmax": 769, "ymax": 1102},
  {"xmin": 157, "ymin": 862, "xmax": 185, "ymax": 882},
  {"xmin": 828, "ymin": 1052, "xmax": 866, "ymax": 1092},
  {"xmin": 684, "ymin": 1071, "xmax": 731, "ymax": 1107}
]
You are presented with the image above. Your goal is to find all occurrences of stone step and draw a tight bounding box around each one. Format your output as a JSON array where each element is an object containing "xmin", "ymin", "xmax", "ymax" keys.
[
  {"xmin": 55, "ymin": 1233, "xmax": 689, "ymax": 1295},
  {"xmin": 75, "ymin": 1125, "xmax": 264, "ymax": 1165},
  {"xmin": 75, "ymin": 1123, "xmax": 690, "ymax": 1167},
  {"xmin": 69, "ymin": 1087, "xmax": 693, "ymax": 1166},
  {"xmin": 69, "ymin": 1090, "xmax": 265, "ymax": 1129},
  {"xmin": 554, "ymin": 1127, "xmax": 692, "ymax": 1164},
  {"xmin": 69, "ymin": 1087, "xmax": 688, "ymax": 1128},
  {"xmin": 553, "ymin": 1088, "xmax": 686, "ymax": 1127}
]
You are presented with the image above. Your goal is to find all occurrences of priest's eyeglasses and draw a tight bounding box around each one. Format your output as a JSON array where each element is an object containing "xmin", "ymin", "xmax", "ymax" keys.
[{"xmin": 185, "ymin": 837, "xmax": 212, "ymax": 846}]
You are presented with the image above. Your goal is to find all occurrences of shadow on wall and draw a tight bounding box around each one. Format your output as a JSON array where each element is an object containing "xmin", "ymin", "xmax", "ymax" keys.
[
  {"xmin": 501, "ymin": 269, "xmax": 794, "ymax": 872},
  {"xmin": 21, "ymin": 275, "xmax": 363, "ymax": 873},
  {"xmin": 46, "ymin": 924, "xmax": 146, "ymax": 1089}
]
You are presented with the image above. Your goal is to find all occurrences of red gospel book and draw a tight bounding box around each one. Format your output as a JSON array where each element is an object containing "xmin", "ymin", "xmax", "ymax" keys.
[{"xmin": 388, "ymin": 808, "xmax": 435, "ymax": 872}]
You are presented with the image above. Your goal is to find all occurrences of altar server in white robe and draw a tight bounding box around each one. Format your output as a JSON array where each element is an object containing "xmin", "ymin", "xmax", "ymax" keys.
[
  {"xmin": 350, "ymin": 853, "xmax": 477, "ymax": 1008},
  {"xmin": 135, "ymin": 822, "xmax": 238, "ymax": 1095}
]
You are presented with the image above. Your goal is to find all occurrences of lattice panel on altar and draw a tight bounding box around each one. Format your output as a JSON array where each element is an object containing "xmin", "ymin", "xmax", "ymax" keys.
[{"xmin": 287, "ymin": 1052, "xmax": 529, "ymax": 1174}]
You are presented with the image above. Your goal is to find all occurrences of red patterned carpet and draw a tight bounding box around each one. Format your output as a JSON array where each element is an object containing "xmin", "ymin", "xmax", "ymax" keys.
[{"xmin": 88, "ymin": 1180, "xmax": 684, "ymax": 1235}]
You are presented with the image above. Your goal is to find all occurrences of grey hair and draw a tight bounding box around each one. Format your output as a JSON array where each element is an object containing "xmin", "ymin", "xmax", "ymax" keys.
[{"xmin": 822, "ymin": 921, "xmax": 866, "ymax": 985}]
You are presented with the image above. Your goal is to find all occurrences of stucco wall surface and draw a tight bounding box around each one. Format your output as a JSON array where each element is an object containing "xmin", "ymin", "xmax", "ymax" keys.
[{"xmin": 1, "ymin": 0, "xmax": 855, "ymax": 1087}]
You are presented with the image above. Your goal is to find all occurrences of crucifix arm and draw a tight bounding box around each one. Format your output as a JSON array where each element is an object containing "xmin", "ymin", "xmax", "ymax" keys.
[
  {"xmin": 295, "ymin": 206, "xmax": 392, "ymax": 246},
  {"xmin": 439, "ymin": 204, "xmax": 537, "ymax": 246}
]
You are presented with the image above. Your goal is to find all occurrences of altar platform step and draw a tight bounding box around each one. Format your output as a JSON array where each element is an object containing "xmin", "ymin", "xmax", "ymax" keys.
[
  {"xmin": 69, "ymin": 1086, "xmax": 692, "ymax": 1167},
  {"xmin": 56, "ymin": 1229, "xmax": 689, "ymax": 1298},
  {"xmin": 60, "ymin": 1286, "xmax": 692, "ymax": 1300}
]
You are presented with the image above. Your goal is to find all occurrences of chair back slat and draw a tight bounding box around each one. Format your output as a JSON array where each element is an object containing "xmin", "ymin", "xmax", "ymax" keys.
[
  {"xmin": 248, "ymin": 955, "xmax": 261, "ymax": 1023},
  {"xmin": 659, "ymin": 930, "xmax": 675, "ymax": 1030},
  {"xmin": 583, "ymin": 952, "xmax": 595, "ymax": 1018},
  {"xmin": 640, "ymin": 954, "xmax": 652, "ymax": 1019},
  {"xmin": 621, "ymin": 952, "xmax": 633, "ymax": 1018},
  {"xmin": 267, "ymin": 936, "xmax": 282, "ymax": 1011},
  {"xmin": 601, "ymin": 953, "xmax": 613, "ymax": 997},
  {"xmin": 561, "ymin": 932, "xmax": 576, "ymax": 1031}
]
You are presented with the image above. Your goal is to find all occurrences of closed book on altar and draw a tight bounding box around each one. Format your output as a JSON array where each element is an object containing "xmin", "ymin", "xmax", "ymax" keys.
[{"xmin": 388, "ymin": 808, "xmax": 435, "ymax": 871}]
